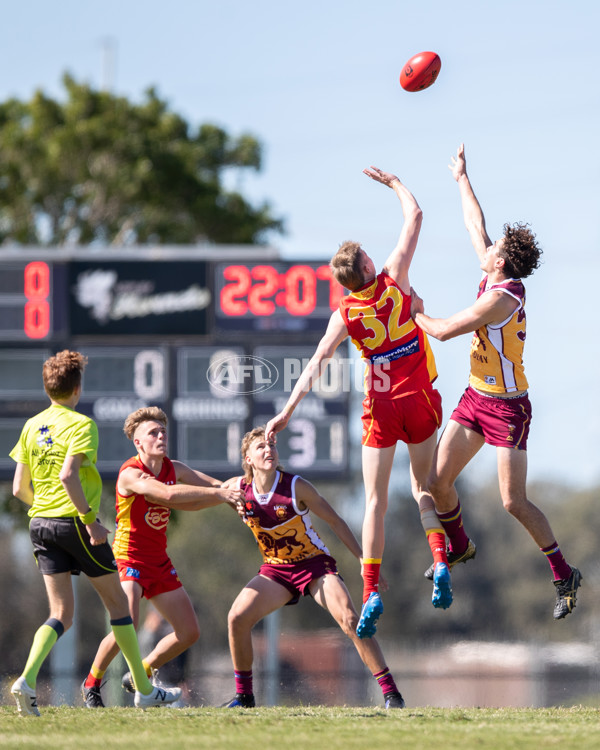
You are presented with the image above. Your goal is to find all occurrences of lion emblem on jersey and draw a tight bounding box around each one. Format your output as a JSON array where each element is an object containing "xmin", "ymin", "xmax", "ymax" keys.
[{"xmin": 257, "ymin": 529, "xmax": 305, "ymax": 557}]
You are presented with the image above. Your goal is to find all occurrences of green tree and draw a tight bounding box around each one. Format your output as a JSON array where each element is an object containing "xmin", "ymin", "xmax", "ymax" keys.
[{"xmin": 0, "ymin": 74, "xmax": 283, "ymax": 246}]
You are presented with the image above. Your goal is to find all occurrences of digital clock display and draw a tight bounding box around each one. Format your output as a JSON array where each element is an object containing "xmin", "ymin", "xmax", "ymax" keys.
[
  {"xmin": 0, "ymin": 253, "xmax": 350, "ymax": 481},
  {"xmin": 215, "ymin": 262, "xmax": 344, "ymax": 332}
]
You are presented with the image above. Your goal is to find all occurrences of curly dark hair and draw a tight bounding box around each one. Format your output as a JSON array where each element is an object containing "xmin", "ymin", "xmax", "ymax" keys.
[{"xmin": 499, "ymin": 222, "xmax": 542, "ymax": 279}]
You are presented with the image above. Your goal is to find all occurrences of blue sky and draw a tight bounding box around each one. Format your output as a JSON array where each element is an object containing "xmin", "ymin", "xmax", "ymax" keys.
[{"xmin": 1, "ymin": 0, "xmax": 598, "ymax": 487}]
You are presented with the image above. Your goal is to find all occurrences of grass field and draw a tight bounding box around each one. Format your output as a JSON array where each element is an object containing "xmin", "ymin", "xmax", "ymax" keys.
[{"xmin": 1, "ymin": 705, "xmax": 599, "ymax": 750}]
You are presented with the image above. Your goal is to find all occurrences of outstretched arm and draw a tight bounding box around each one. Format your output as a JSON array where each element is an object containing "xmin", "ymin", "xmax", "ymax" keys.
[
  {"xmin": 118, "ymin": 466, "xmax": 242, "ymax": 510},
  {"xmin": 172, "ymin": 461, "xmax": 222, "ymax": 488},
  {"xmin": 364, "ymin": 166, "xmax": 422, "ymax": 294},
  {"xmin": 449, "ymin": 143, "xmax": 492, "ymax": 263},
  {"xmin": 411, "ymin": 287, "xmax": 519, "ymax": 341},
  {"xmin": 265, "ymin": 310, "xmax": 348, "ymax": 440}
]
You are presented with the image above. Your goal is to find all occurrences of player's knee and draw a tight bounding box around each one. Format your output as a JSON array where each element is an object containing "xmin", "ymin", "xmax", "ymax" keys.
[
  {"xmin": 227, "ymin": 606, "xmax": 246, "ymax": 634},
  {"xmin": 502, "ymin": 495, "xmax": 527, "ymax": 517},
  {"xmin": 175, "ymin": 619, "xmax": 200, "ymax": 647},
  {"xmin": 187, "ymin": 620, "xmax": 201, "ymax": 645},
  {"xmin": 427, "ymin": 471, "xmax": 449, "ymax": 499},
  {"xmin": 365, "ymin": 494, "xmax": 388, "ymax": 515}
]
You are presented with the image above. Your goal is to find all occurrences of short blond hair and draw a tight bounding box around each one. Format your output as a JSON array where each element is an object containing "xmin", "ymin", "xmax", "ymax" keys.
[{"xmin": 123, "ymin": 406, "xmax": 168, "ymax": 441}]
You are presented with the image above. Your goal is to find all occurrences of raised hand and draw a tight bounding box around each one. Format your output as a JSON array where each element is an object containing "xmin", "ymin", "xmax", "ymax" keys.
[
  {"xmin": 363, "ymin": 166, "xmax": 400, "ymax": 188},
  {"xmin": 449, "ymin": 143, "xmax": 466, "ymax": 182}
]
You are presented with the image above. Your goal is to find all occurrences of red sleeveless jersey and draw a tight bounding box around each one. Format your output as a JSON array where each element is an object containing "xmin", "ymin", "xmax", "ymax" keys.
[
  {"xmin": 112, "ymin": 455, "xmax": 175, "ymax": 564},
  {"xmin": 338, "ymin": 272, "xmax": 437, "ymax": 399}
]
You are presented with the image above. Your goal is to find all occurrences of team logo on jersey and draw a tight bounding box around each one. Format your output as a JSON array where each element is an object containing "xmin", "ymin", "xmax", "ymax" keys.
[
  {"xmin": 506, "ymin": 424, "xmax": 515, "ymax": 442},
  {"xmin": 257, "ymin": 529, "xmax": 305, "ymax": 557},
  {"xmin": 274, "ymin": 505, "xmax": 288, "ymax": 520},
  {"xmin": 36, "ymin": 425, "xmax": 54, "ymax": 450},
  {"xmin": 145, "ymin": 507, "xmax": 170, "ymax": 530}
]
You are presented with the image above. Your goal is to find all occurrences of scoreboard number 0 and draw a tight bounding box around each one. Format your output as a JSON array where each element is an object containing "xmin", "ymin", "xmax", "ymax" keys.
[{"xmin": 133, "ymin": 350, "xmax": 166, "ymax": 401}]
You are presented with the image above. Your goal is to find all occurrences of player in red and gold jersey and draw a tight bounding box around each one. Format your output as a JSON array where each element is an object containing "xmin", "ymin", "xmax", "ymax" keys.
[
  {"xmin": 81, "ymin": 406, "xmax": 242, "ymax": 707},
  {"xmin": 267, "ymin": 166, "xmax": 449, "ymax": 639},
  {"xmin": 222, "ymin": 426, "xmax": 405, "ymax": 709},
  {"xmin": 411, "ymin": 144, "xmax": 581, "ymax": 620}
]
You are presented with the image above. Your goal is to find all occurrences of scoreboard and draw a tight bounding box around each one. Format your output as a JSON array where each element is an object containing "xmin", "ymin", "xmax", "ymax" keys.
[{"xmin": 0, "ymin": 249, "xmax": 350, "ymax": 480}]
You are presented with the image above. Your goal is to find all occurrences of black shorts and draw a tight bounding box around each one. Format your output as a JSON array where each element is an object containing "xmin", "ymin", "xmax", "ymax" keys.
[{"xmin": 29, "ymin": 516, "xmax": 118, "ymax": 577}]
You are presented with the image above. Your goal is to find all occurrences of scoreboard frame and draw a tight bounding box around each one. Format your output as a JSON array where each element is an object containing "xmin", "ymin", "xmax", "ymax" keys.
[{"xmin": 0, "ymin": 248, "xmax": 350, "ymax": 481}]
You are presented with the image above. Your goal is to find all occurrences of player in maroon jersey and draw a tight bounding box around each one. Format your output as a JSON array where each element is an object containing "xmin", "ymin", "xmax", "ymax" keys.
[
  {"xmin": 266, "ymin": 166, "xmax": 450, "ymax": 639},
  {"xmin": 410, "ymin": 143, "xmax": 581, "ymax": 619},
  {"xmin": 222, "ymin": 425, "xmax": 405, "ymax": 709}
]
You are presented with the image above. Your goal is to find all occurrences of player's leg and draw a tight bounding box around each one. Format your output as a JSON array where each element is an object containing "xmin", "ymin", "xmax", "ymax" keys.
[
  {"xmin": 361, "ymin": 442, "xmax": 395, "ymax": 596},
  {"xmin": 225, "ymin": 575, "xmax": 292, "ymax": 707},
  {"xmin": 407, "ymin": 432, "xmax": 446, "ymax": 562},
  {"xmin": 496, "ymin": 447, "xmax": 554, "ymax": 545},
  {"xmin": 12, "ymin": 572, "xmax": 73, "ymax": 716},
  {"xmin": 429, "ymin": 420, "xmax": 484, "ymax": 512},
  {"xmin": 228, "ymin": 575, "xmax": 291, "ymax": 670},
  {"xmin": 496, "ymin": 447, "xmax": 581, "ymax": 618},
  {"xmin": 310, "ymin": 574, "xmax": 404, "ymax": 708},
  {"xmin": 20, "ymin": 573, "xmax": 74, "ymax": 683},
  {"xmin": 429, "ymin": 420, "xmax": 483, "ymax": 554},
  {"xmin": 408, "ymin": 432, "xmax": 453, "ymax": 609},
  {"xmin": 145, "ymin": 586, "xmax": 200, "ymax": 668},
  {"xmin": 82, "ymin": 579, "xmax": 144, "ymax": 706},
  {"xmin": 404, "ymin": 389, "xmax": 446, "ymax": 569},
  {"xmin": 90, "ymin": 573, "xmax": 180, "ymax": 705},
  {"xmin": 357, "ymin": 444, "xmax": 395, "ymax": 638}
]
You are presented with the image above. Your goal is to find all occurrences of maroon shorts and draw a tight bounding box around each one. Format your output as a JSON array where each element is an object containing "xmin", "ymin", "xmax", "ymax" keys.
[
  {"xmin": 450, "ymin": 387, "xmax": 532, "ymax": 450},
  {"xmin": 361, "ymin": 387, "xmax": 442, "ymax": 448},
  {"xmin": 259, "ymin": 554, "xmax": 339, "ymax": 606},
  {"xmin": 116, "ymin": 556, "xmax": 182, "ymax": 600}
]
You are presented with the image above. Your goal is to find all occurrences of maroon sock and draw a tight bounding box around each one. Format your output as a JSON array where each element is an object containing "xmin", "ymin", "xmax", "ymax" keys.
[
  {"xmin": 373, "ymin": 667, "xmax": 398, "ymax": 696},
  {"xmin": 437, "ymin": 501, "xmax": 469, "ymax": 555},
  {"xmin": 540, "ymin": 542, "xmax": 571, "ymax": 581},
  {"xmin": 234, "ymin": 669, "xmax": 253, "ymax": 696}
]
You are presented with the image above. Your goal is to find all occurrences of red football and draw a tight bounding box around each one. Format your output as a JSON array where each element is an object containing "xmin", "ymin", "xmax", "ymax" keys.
[{"xmin": 400, "ymin": 51, "xmax": 441, "ymax": 92}]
